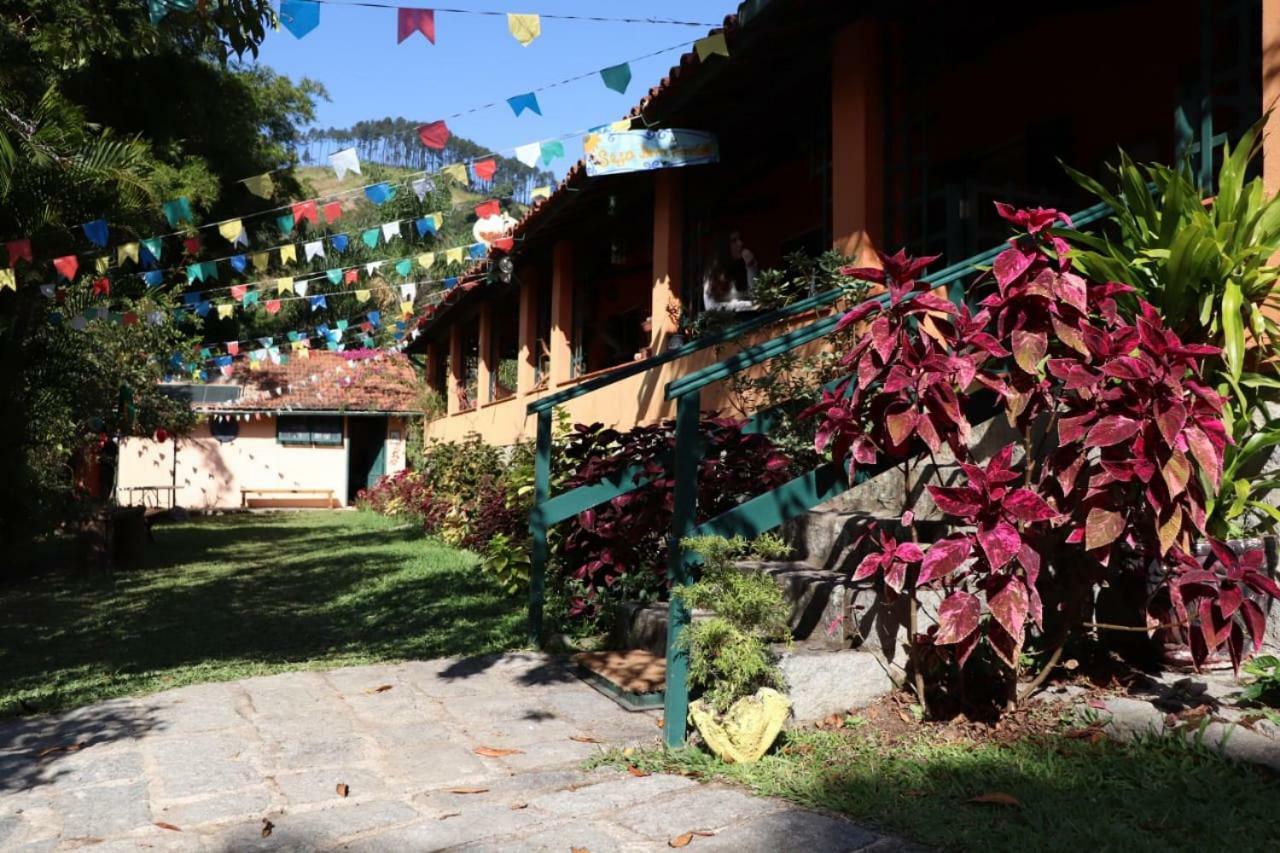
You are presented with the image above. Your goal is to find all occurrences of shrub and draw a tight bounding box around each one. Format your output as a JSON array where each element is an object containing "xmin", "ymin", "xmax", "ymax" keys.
[{"xmin": 807, "ymin": 205, "xmax": 1280, "ymax": 714}]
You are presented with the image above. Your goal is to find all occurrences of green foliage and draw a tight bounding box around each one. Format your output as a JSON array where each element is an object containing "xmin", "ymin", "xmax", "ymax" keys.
[
  {"xmin": 480, "ymin": 532, "xmax": 531, "ymax": 595},
  {"xmin": 750, "ymin": 249, "xmax": 869, "ymax": 312},
  {"xmin": 676, "ymin": 535, "xmax": 792, "ymax": 713},
  {"xmin": 1241, "ymin": 654, "xmax": 1280, "ymax": 707}
]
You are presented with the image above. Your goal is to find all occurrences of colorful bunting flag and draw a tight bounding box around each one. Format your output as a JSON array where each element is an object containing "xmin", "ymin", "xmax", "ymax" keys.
[
  {"xmin": 344, "ymin": 268, "xmax": 359, "ymax": 285},
  {"xmin": 266, "ymin": 299, "xmax": 281, "ymax": 315},
  {"xmin": 326, "ymin": 269, "xmax": 343, "ymax": 285},
  {"xmin": 475, "ymin": 200, "xmax": 500, "ymax": 219},
  {"xmin": 294, "ymin": 280, "xmax": 309, "ymax": 297},
  {"xmin": 365, "ymin": 183, "xmax": 396, "ymax": 205},
  {"xmin": 445, "ymin": 246, "xmax": 464, "ymax": 265},
  {"xmin": 530, "ymin": 186, "xmax": 551, "ymax": 202},
  {"xmin": 417, "ymin": 252, "xmax": 435, "ymax": 269},
  {"xmin": 368, "ymin": 310, "xmax": 381, "ymax": 327},
  {"xmin": 417, "ymin": 120, "xmax": 450, "ymax": 150},
  {"xmin": 471, "ymin": 159, "xmax": 497, "ymax": 182},
  {"xmin": 279, "ymin": 245, "xmax": 298, "ymax": 264},
  {"xmin": 304, "ymin": 240, "xmax": 325, "ymax": 262},
  {"xmin": 323, "ymin": 201, "xmax": 343, "ymax": 223},
  {"xmin": 361, "ymin": 228, "xmax": 380, "ymax": 249},
  {"xmin": 415, "ymin": 213, "xmax": 442, "ymax": 236},
  {"xmin": 610, "ymin": 118, "xmax": 633, "ymax": 132},
  {"xmin": 231, "ymin": 284, "xmax": 248, "ymax": 300},
  {"xmin": 94, "ymin": 256, "xmax": 110, "ymax": 275},
  {"xmin": 39, "ymin": 283, "xmax": 56, "ymax": 298},
  {"xmin": 444, "ymin": 276, "xmax": 458, "ymax": 289},
  {"xmin": 0, "ymin": 269, "xmax": 14, "ymax": 291},
  {"xmin": 144, "ymin": 270, "xmax": 164, "ymax": 287},
  {"xmin": 229, "ymin": 254, "xmax": 248, "ymax": 273},
  {"xmin": 355, "ymin": 288, "xmax": 371, "ymax": 302},
  {"xmin": 182, "ymin": 235, "xmax": 201, "ymax": 256},
  {"xmin": 276, "ymin": 213, "xmax": 295, "ymax": 235},
  {"xmin": 400, "ymin": 300, "xmax": 414, "ymax": 316},
  {"xmin": 53, "ymin": 255, "xmax": 79, "ymax": 280},
  {"xmin": 329, "ymin": 148, "xmax": 361, "ymax": 180},
  {"xmin": 397, "ymin": 7, "xmax": 436, "ymax": 43},
  {"xmin": 252, "ymin": 251, "xmax": 269, "ymax": 269},
  {"xmin": 507, "ymin": 12, "xmax": 540, "ymax": 46},
  {"xmin": 117, "ymin": 242, "xmax": 140, "ymax": 265},
  {"xmin": 217, "ymin": 303, "xmax": 234, "ymax": 319},
  {"xmin": 381, "ymin": 221, "xmax": 401, "ymax": 242},
  {"xmin": 399, "ymin": 282, "xmax": 417, "ymax": 300},
  {"xmin": 540, "ymin": 140, "xmax": 564, "ymax": 165},
  {"xmin": 395, "ymin": 259, "xmax": 413, "ymax": 277},
  {"xmin": 6, "ymin": 239, "xmax": 32, "ymax": 267},
  {"xmin": 331, "ymin": 233, "xmax": 349, "ymax": 253},
  {"xmin": 218, "ymin": 219, "xmax": 244, "ymax": 244},
  {"xmin": 600, "ymin": 62, "xmax": 632, "ymax": 94},
  {"xmin": 365, "ymin": 261, "xmax": 384, "ymax": 276},
  {"xmin": 514, "ymin": 142, "xmax": 541, "ymax": 169},
  {"xmin": 243, "ymin": 290, "xmax": 261, "ymax": 308},
  {"xmin": 292, "ymin": 200, "xmax": 319, "ymax": 227},
  {"xmin": 227, "ymin": 341, "xmax": 240, "ymax": 356},
  {"xmin": 276, "ymin": 277, "xmax": 294, "ymax": 295},
  {"xmin": 441, "ymin": 163, "xmax": 466, "ymax": 184},
  {"xmin": 141, "ymin": 237, "xmax": 163, "ymax": 264},
  {"xmin": 411, "ymin": 177, "xmax": 433, "ymax": 201},
  {"xmin": 195, "ymin": 301, "xmax": 212, "ymax": 317},
  {"xmin": 243, "ymin": 173, "xmax": 274, "ymax": 198},
  {"xmin": 507, "ymin": 92, "xmax": 541, "ymax": 117},
  {"xmin": 82, "ymin": 219, "xmax": 109, "ymax": 248},
  {"xmin": 694, "ymin": 33, "xmax": 730, "ymax": 61},
  {"xmin": 280, "ymin": 0, "xmax": 320, "ymax": 39},
  {"xmin": 163, "ymin": 197, "xmax": 193, "ymax": 228},
  {"xmin": 310, "ymin": 295, "xmax": 327, "ymax": 311}
]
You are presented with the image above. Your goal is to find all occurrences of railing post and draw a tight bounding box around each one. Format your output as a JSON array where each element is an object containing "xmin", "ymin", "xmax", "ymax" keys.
[
  {"xmin": 528, "ymin": 408, "xmax": 552, "ymax": 647},
  {"xmin": 663, "ymin": 390, "xmax": 701, "ymax": 748}
]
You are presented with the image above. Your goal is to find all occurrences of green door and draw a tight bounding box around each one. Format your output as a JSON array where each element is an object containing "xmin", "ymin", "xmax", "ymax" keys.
[{"xmin": 366, "ymin": 426, "xmax": 386, "ymax": 490}]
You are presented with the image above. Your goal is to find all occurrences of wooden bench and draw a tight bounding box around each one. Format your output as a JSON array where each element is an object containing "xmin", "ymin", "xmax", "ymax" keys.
[{"xmin": 240, "ymin": 488, "xmax": 337, "ymax": 509}]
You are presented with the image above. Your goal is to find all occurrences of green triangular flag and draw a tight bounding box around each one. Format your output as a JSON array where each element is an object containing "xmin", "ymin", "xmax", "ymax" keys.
[
  {"xmin": 395, "ymin": 258, "xmax": 413, "ymax": 277},
  {"xmin": 326, "ymin": 269, "xmax": 342, "ymax": 285},
  {"xmin": 599, "ymin": 62, "xmax": 631, "ymax": 94},
  {"xmin": 287, "ymin": 330, "xmax": 301, "ymax": 342},
  {"xmin": 540, "ymin": 140, "xmax": 565, "ymax": 166},
  {"xmin": 162, "ymin": 197, "xmax": 193, "ymax": 228},
  {"xmin": 242, "ymin": 290, "xmax": 260, "ymax": 307},
  {"xmin": 141, "ymin": 237, "xmax": 163, "ymax": 262},
  {"xmin": 200, "ymin": 260, "xmax": 219, "ymax": 281},
  {"xmin": 277, "ymin": 213, "xmax": 295, "ymax": 235},
  {"xmin": 361, "ymin": 228, "xmax": 380, "ymax": 249}
]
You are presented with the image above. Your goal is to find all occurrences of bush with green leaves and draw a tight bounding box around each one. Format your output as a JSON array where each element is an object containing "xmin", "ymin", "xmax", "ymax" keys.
[
  {"xmin": 676, "ymin": 534, "xmax": 793, "ymax": 713},
  {"xmin": 1241, "ymin": 654, "xmax": 1280, "ymax": 707}
]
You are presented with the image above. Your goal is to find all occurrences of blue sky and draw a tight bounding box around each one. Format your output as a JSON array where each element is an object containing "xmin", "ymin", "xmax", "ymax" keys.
[{"xmin": 254, "ymin": 1, "xmax": 737, "ymax": 177}]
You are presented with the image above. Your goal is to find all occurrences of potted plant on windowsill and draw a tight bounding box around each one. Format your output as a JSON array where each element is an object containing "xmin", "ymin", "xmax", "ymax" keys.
[{"xmin": 1064, "ymin": 122, "xmax": 1280, "ymax": 664}]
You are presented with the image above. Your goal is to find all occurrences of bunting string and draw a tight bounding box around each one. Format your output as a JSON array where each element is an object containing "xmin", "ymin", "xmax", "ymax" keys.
[{"xmin": 290, "ymin": 1, "xmax": 716, "ymax": 27}]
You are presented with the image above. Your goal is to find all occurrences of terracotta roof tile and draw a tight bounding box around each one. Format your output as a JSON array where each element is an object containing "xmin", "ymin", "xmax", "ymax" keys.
[{"xmin": 200, "ymin": 350, "xmax": 421, "ymax": 414}]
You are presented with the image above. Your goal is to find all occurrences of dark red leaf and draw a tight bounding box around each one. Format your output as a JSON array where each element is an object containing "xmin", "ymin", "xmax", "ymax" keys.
[
  {"xmin": 1003, "ymin": 489, "xmax": 1059, "ymax": 523},
  {"xmin": 1084, "ymin": 415, "xmax": 1140, "ymax": 448},
  {"xmin": 935, "ymin": 592, "xmax": 981, "ymax": 645}
]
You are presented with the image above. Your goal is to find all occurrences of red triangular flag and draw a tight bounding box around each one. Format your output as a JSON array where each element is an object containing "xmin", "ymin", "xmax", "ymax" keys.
[
  {"xmin": 265, "ymin": 299, "xmax": 281, "ymax": 315},
  {"xmin": 292, "ymin": 200, "xmax": 319, "ymax": 226},
  {"xmin": 471, "ymin": 159, "xmax": 497, "ymax": 182},
  {"xmin": 231, "ymin": 284, "xmax": 248, "ymax": 299},
  {"xmin": 417, "ymin": 120, "xmax": 450, "ymax": 150},
  {"xmin": 53, "ymin": 255, "xmax": 79, "ymax": 281},
  {"xmin": 6, "ymin": 238, "xmax": 32, "ymax": 267},
  {"xmin": 183, "ymin": 236, "xmax": 201, "ymax": 256},
  {"xmin": 491, "ymin": 237, "xmax": 514, "ymax": 253},
  {"xmin": 92, "ymin": 277, "xmax": 110, "ymax": 296},
  {"xmin": 227, "ymin": 341, "xmax": 240, "ymax": 356},
  {"xmin": 474, "ymin": 199, "xmax": 500, "ymax": 220},
  {"xmin": 122, "ymin": 311, "xmax": 138, "ymax": 326},
  {"xmin": 323, "ymin": 201, "xmax": 343, "ymax": 223},
  {"xmin": 397, "ymin": 8, "xmax": 435, "ymax": 44},
  {"xmin": 344, "ymin": 268, "xmax": 359, "ymax": 285}
]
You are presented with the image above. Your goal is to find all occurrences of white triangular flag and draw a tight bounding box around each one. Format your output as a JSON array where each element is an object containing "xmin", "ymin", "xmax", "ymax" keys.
[
  {"xmin": 293, "ymin": 280, "xmax": 309, "ymax": 297},
  {"xmin": 329, "ymin": 148, "xmax": 361, "ymax": 180},
  {"xmin": 39, "ymin": 283, "xmax": 56, "ymax": 299},
  {"xmin": 411, "ymin": 177, "xmax": 433, "ymax": 201},
  {"xmin": 233, "ymin": 229, "xmax": 249, "ymax": 248},
  {"xmin": 304, "ymin": 240, "xmax": 325, "ymax": 262},
  {"xmin": 399, "ymin": 282, "xmax": 416, "ymax": 300},
  {"xmin": 365, "ymin": 261, "xmax": 383, "ymax": 276},
  {"xmin": 381, "ymin": 221, "xmax": 401, "ymax": 242},
  {"xmin": 514, "ymin": 142, "xmax": 541, "ymax": 168}
]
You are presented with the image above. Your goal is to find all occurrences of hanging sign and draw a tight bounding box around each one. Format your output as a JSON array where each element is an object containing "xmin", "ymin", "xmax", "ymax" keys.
[{"xmin": 583, "ymin": 129, "xmax": 718, "ymax": 177}]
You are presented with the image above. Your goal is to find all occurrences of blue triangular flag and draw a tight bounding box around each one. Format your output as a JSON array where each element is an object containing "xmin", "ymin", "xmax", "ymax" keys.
[
  {"xmin": 415, "ymin": 217, "xmax": 436, "ymax": 238},
  {"xmin": 82, "ymin": 219, "xmax": 109, "ymax": 248},
  {"xmin": 229, "ymin": 254, "xmax": 248, "ymax": 273},
  {"xmin": 444, "ymin": 276, "xmax": 458, "ymax": 289},
  {"xmin": 331, "ymin": 234, "xmax": 349, "ymax": 253},
  {"xmin": 310, "ymin": 295, "xmax": 327, "ymax": 311},
  {"xmin": 469, "ymin": 244, "xmax": 486, "ymax": 259},
  {"xmin": 317, "ymin": 323, "xmax": 330, "ymax": 336},
  {"xmin": 506, "ymin": 92, "xmax": 541, "ymax": 117},
  {"xmin": 195, "ymin": 300, "xmax": 212, "ymax": 317},
  {"xmin": 599, "ymin": 62, "xmax": 632, "ymax": 94},
  {"xmin": 368, "ymin": 311, "xmax": 381, "ymax": 327},
  {"xmin": 280, "ymin": 0, "xmax": 320, "ymax": 39},
  {"xmin": 144, "ymin": 270, "xmax": 164, "ymax": 287},
  {"xmin": 364, "ymin": 182, "xmax": 396, "ymax": 205}
]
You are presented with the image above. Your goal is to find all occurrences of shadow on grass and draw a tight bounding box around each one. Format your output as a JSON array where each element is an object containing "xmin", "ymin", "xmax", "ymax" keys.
[{"xmin": 0, "ymin": 512, "xmax": 527, "ymax": 723}]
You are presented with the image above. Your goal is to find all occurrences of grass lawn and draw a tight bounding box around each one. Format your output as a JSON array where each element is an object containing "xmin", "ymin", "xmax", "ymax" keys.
[
  {"xmin": 597, "ymin": 717, "xmax": 1280, "ymax": 851},
  {"xmin": 0, "ymin": 511, "xmax": 525, "ymax": 718}
]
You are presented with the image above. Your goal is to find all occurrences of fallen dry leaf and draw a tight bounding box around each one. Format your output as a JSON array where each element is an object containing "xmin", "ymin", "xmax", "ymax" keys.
[
  {"xmin": 569, "ymin": 735, "xmax": 602, "ymax": 744},
  {"xmin": 970, "ymin": 792, "xmax": 1021, "ymax": 807},
  {"xmin": 37, "ymin": 742, "xmax": 84, "ymax": 760},
  {"xmin": 510, "ymin": 801, "xmax": 528, "ymax": 810},
  {"xmin": 656, "ymin": 717, "xmax": 664, "ymax": 728},
  {"xmin": 571, "ymin": 848, "xmax": 590, "ymax": 853},
  {"xmin": 626, "ymin": 765, "xmax": 650, "ymax": 777},
  {"xmin": 669, "ymin": 832, "xmax": 694, "ymax": 848},
  {"xmin": 474, "ymin": 746, "xmax": 524, "ymax": 757},
  {"xmin": 438, "ymin": 811, "xmax": 461, "ymax": 820},
  {"xmin": 1087, "ymin": 698, "xmax": 1108, "ymax": 710},
  {"xmin": 153, "ymin": 822, "xmax": 182, "ymax": 832},
  {"xmin": 261, "ymin": 818, "xmax": 274, "ymax": 838},
  {"xmin": 448, "ymin": 787, "xmax": 489, "ymax": 794},
  {"xmin": 365, "ymin": 684, "xmax": 394, "ymax": 695},
  {"xmin": 336, "ymin": 783, "xmax": 349, "ymax": 798},
  {"xmin": 622, "ymin": 746, "xmax": 635, "ymax": 757}
]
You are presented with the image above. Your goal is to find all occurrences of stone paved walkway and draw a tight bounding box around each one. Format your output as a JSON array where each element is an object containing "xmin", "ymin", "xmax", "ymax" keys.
[{"xmin": 0, "ymin": 653, "xmax": 901, "ymax": 852}]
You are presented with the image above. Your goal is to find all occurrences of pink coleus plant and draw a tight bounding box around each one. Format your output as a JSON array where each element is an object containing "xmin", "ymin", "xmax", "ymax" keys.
[{"xmin": 810, "ymin": 203, "xmax": 1279, "ymax": 680}]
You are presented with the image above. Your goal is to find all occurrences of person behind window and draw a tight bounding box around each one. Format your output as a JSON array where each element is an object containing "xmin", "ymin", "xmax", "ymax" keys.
[{"xmin": 703, "ymin": 230, "xmax": 756, "ymax": 312}]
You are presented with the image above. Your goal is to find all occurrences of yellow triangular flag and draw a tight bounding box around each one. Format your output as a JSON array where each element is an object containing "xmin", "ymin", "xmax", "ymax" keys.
[
  {"xmin": 0, "ymin": 269, "xmax": 15, "ymax": 291},
  {"xmin": 252, "ymin": 252, "xmax": 269, "ymax": 269},
  {"xmin": 507, "ymin": 12, "xmax": 540, "ymax": 46},
  {"xmin": 417, "ymin": 252, "xmax": 435, "ymax": 270},
  {"xmin": 400, "ymin": 300, "xmax": 414, "ymax": 316},
  {"xmin": 217, "ymin": 303, "xmax": 234, "ymax": 319},
  {"xmin": 531, "ymin": 186, "xmax": 551, "ymax": 202},
  {"xmin": 117, "ymin": 242, "xmax": 140, "ymax": 265},
  {"xmin": 278, "ymin": 244, "xmax": 297, "ymax": 264},
  {"xmin": 297, "ymin": 348, "xmax": 310, "ymax": 360},
  {"xmin": 243, "ymin": 173, "xmax": 274, "ymax": 198},
  {"xmin": 441, "ymin": 163, "xmax": 467, "ymax": 184},
  {"xmin": 694, "ymin": 33, "xmax": 729, "ymax": 61},
  {"xmin": 355, "ymin": 289, "xmax": 370, "ymax": 302},
  {"xmin": 276, "ymin": 276, "xmax": 293, "ymax": 295},
  {"xmin": 218, "ymin": 219, "xmax": 244, "ymax": 243},
  {"xmin": 445, "ymin": 246, "xmax": 465, "ymax": 265},
  {"xmin": 291, "ymin": 340, "xmax": 306, "ymax": 352},
  {"xmin": 609, "ymin": 119, "xmax": 632, "ymax": 132},
  {"xmin": 428, "ymin": 212, "xmax": 443, "ymax": 231},
  {"xmin": 95, "ymin": 256, "xmax": 110, "ymax": 275}
]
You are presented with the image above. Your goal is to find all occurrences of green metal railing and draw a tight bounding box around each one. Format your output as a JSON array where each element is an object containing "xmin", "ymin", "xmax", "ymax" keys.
[{"xmin": 527, "ymin": 137, "xmax": 1222, "ymax": 748}]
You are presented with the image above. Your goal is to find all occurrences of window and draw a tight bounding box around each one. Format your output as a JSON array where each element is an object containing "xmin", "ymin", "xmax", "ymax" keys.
[
  {"xmin": 277, "ymin": 415, "xmax": 344, "ymax": 446},
  {"xmin": 210, "ymin": 417, "xmax": 239, "ymax": 443}
]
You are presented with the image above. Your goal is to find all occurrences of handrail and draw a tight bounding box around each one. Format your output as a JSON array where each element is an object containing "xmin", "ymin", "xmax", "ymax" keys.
[{"xmin": 526, "ymin": 286, "xmax": 846, "ymax": 415}]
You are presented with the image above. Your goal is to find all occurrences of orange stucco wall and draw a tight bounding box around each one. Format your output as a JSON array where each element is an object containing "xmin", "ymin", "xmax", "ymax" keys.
[{"xmin": 117, "ymin": 415, "xmax": 408, "ymax": 509}]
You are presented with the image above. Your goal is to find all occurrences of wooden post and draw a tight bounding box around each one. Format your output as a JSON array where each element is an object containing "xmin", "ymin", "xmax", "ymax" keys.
[
  {"xmin": 651, "ymin": 170, "xmax": 684, "ymax": 353},
  {"xmin": 477, "ymin": 303, "xmax": 493, "ymax": 405},
  {"xmin": 830, "ymin": 19, "xmax": 883, "ymax": 265},
  {"xmin": 663, "ymin": 390, "xmax": 701, "ymax": 748},
  {"xmin": 517, "ymin": 272, "xmax": 538, "ymax": 396},
  {"xmin": 1264, "ymin": 0, "xmax": 1280, "ymax": 198},
  {"xmin": 550, "ymin": 240, "xmax": 573, "ymax": 387},
  {"xmin": 447, "ymin": 322, "xmax": 463, "ymax": 415}
]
